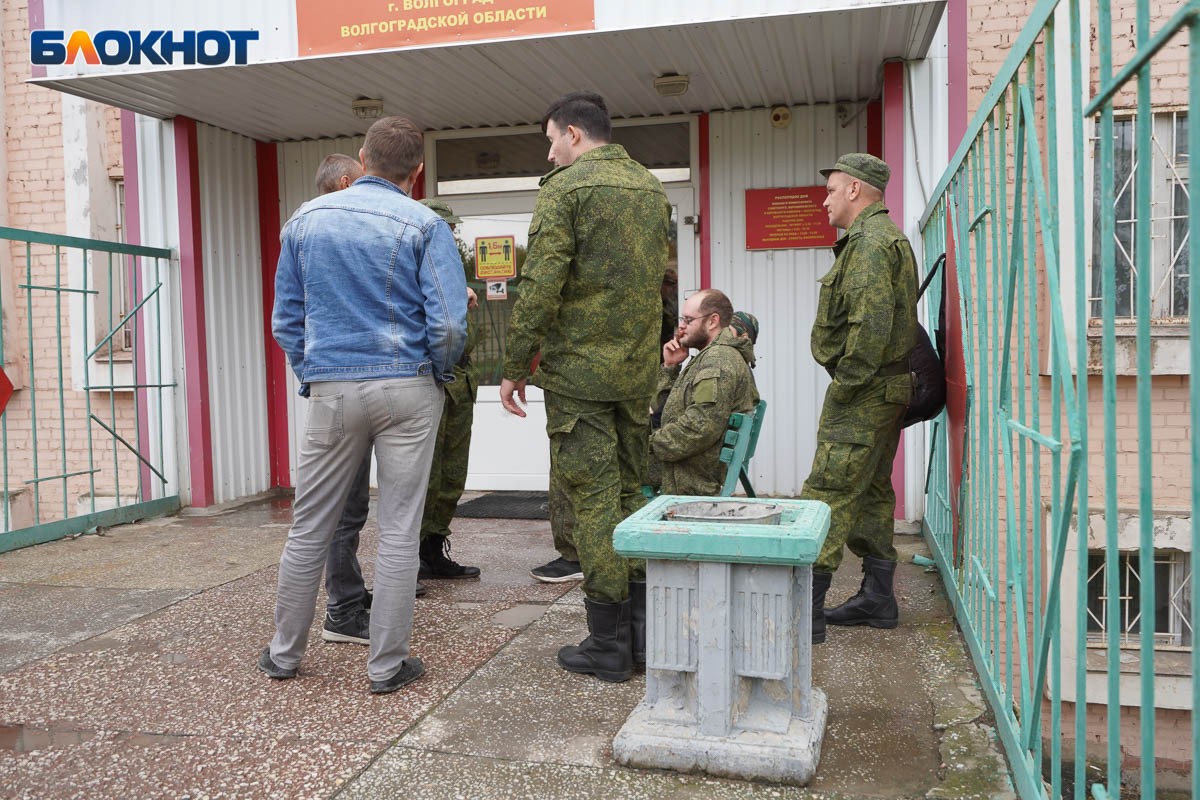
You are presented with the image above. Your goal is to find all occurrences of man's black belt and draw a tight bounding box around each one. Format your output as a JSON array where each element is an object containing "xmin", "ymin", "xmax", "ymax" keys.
[{"xmin": 876, "ymin": 360, "xmax": 910, "ymax": 377}]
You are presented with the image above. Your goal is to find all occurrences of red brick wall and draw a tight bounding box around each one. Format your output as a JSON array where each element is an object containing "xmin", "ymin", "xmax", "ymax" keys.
[{"xmin": 2, "ymin": 0, "xmax": 138, "ymax": 529}]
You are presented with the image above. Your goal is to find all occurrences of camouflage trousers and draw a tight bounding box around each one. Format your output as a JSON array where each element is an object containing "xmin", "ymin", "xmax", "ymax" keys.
[
  {"xmin": 544, "ymin": 390, "xmax": 649, "ymax": 603},
  {"xmin": 419, "ymin": 368, "xmax": 477, "ymax": 540},
  {"xmin": 801, "ymin": 376, "xmax": 908, "ymax": 573},
  {"xmin": 548, "ymin": 470, "xmax": 578, "ymax": 562}
]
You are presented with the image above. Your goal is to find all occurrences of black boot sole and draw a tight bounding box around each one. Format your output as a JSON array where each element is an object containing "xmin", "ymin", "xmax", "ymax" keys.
[
  {"xmin": 556, "ymin": 654, "xmax": 632, "ymax": 683},
  {"xmin": 828, "ymin": 618, "xmax": 899, "ymax": 629}
]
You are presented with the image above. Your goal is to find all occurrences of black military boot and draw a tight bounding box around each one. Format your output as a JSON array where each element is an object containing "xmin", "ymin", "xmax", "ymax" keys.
[
  {"xmin": 557, "ymin": 598, "xmax": 633, "ymax": 683},
  {"xmin": 629, "ymin": 581, "xmax": 647, "ymax": 671},
  {"xmin": 418, "ymin": 534, "xmax": 481, "ymax": 579},
  {"xmin": 812, "ymin": 570, "xmax": 833, "ymax": 644},
  {"xmin": 825, "ymin": 556, "xmax": 899, "ymax": 628}
]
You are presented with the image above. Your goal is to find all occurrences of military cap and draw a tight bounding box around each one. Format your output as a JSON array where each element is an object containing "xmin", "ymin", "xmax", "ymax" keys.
[
  {"xmin": 730, "ymin": 311, "xmax": 759, "ymax": 344},
  {"xmin": 819, "ymin": 153, "xmax": 890, "ymax": 191},
  {"xmin": 421, "ymin": 198, "xmax": 463, "ymax": 224}
]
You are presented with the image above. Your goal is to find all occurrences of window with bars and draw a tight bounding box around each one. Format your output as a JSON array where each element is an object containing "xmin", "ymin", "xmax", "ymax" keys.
[
  {"xmin": 1090, "ymin": 111, "xmax": 1190, "ymax": 319},
  {"xmin": 1086, "ymin": 549, "xmax": 1193, "ymax": 649}
]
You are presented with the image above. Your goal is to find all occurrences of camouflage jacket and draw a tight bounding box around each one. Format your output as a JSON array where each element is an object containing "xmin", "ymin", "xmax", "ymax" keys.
[
  {"xmin": 502, "ymin": 144, "xmax": 670, "ymax": 401},
  {"xmin": 651, "ymin": 328, "xmax": 759, "ymax": 495},
  {"xmin": 811, "ymin": 202, "xmax": 918, "ymax": 408}
]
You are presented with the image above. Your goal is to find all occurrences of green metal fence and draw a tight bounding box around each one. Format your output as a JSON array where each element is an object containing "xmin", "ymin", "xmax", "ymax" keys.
[
  {"xmin": 918, "ymin": 0, "xmax": 1198, "ymax": 797},
  {"xmin": 0, "ymin": 227, "xmax": 180, "ymax": 553}
]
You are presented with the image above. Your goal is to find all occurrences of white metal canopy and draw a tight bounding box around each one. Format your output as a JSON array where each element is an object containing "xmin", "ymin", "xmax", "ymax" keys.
[{"xmin": 33, "ymin": 4, "xmax": 944, "ymax": 141}]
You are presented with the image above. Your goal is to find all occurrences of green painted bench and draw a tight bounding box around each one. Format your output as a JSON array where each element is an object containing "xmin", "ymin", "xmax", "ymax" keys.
[{"xmin": 643, "ymin": 400, "xmax": 767, "ymax": 499}]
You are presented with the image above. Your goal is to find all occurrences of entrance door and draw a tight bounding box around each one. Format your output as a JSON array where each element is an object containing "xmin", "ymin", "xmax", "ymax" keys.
[{"xmin": 457, "ymin": 187, "xmax": 697, "ymax": 491}]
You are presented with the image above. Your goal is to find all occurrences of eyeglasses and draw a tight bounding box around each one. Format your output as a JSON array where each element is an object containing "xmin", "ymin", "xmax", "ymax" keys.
[{"xmin": 678, "ymin": 312, "xmax": 714, "ymax": 326}]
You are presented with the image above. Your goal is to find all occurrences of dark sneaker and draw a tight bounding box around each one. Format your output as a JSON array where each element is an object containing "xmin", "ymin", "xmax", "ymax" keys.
[
  {"xmin": 322, "ymin": 608, "xmax": 370, "ymax": 645},
  {"xmin": 369, "ymin": 656, "xmax": 425, "ymax": 694},
  {"xmin": 418, "ymin": 534, "xmax": 481, "ymax": 579},
  {"xmin": 256, "ymin": 647, "xmax": 297, "ymax": 679},
  {"xmin": 530, "ymin": 557, "xmax": 583, "ymax": 583},
  {"xmin": 415, "ymin": 581, "xmax": 427, "ymax": 598}
]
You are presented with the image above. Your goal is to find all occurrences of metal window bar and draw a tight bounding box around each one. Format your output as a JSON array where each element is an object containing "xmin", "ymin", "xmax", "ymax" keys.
[
  {"xmin": 918, "ymin": 0, "xmax": 1199, "ymax": 797},
  {"xmin": 0, "ymin": 226, "xmax": 180, "ymax": 553}
]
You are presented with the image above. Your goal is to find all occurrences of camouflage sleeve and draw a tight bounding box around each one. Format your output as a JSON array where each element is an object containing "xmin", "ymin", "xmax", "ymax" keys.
[
  {"xmin": 502, "ymin": 186, "xmax": 574, "ymax": 381},
  {"xmin": 829, "ymin": 235, "xmax": 896, "ymax": 405},
  {"xmin": 652, "ymin": 363, "xmax": 681, "ymax": 415},
  {"xmin": 650, "ymin": 362, "xmax": 739, "ymax": 463}
]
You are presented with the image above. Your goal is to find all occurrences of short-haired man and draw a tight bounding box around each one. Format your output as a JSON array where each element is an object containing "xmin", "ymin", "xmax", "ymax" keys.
[
  {"xmin": 260, "ymin": 116, "xmax": 468, "ymax": 694},
  {"xmin": 320, "ymin": 197, "xmax": 480, "ymax": 648},
  {"xmin": 314, "ymin": 153, "xmax": 363, "ymax": 195},
  {"xmin": 804, "ymin": 153, "xmax": 918, "ymax": 644},
  {"xmin": 500, "ymin": 91, "xmax": 671, "ymax": 683},
  {"xmin": 651, "ymin": 289, "xmax": 759, "ymax": 496}
]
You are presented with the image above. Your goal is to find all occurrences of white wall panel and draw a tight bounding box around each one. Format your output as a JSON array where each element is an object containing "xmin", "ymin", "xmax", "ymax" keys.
[
  {"xmin": 902, "ymin": 16, "xmax": 950, "ymax": 520},
  {"xmin": 197, "ymin": 123, "xmax": 270, "ymax": 503},
  {"xmin": 708, "ymin": 106, "xmax": 865, "ymax": 497},
  {"xmin": 133, "ymin": 115, "xmax": 186, "ymax": 504}
]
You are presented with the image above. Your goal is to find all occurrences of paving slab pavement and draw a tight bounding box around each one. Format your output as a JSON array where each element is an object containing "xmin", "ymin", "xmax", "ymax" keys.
[{"xmin": 0, "ymin": 497, "xmax": 1014, "ymax": 799}]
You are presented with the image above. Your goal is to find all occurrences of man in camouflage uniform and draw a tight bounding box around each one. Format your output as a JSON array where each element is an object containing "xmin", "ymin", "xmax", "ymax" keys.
[
  {"xmin": 803, "ymin": 153, "xmax": 918, "ymax": 644},
  {"xmin": 651, "ymin": 289, "xmax": 758, "ymax": 496},
  {"xmin": 500, "ymin": 91, "xmax": 670, "ymax": 683},
  {"xmin": 417, "ymin": 199, "xmax": 482, "ymax": 582}
]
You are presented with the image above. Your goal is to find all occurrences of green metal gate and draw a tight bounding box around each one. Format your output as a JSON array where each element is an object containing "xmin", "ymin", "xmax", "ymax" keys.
[
  {"xmin": 0, "ymin": 227, "xmax": 179, "ymax": 553},
  {"xmin": 919, "ymin": 0, "xmax": 1198, "ymax": 797}
]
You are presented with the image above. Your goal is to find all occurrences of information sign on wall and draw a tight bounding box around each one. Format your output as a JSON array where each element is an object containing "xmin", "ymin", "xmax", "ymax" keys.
[
  {"xmin": 744, "ymin": 187, "xmax": 836, "ymax": 250},
  {"xmin": 297, "ymin": 0, "xmax": 595, "ymax": 56},
  {"xmin": 475, "ymin": 236, "xmax": 516, "ymax": 280}
]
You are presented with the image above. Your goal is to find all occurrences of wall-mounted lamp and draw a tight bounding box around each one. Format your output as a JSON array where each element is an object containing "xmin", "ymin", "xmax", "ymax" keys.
[
  {"xmin": 653, "ymin": 73, "xmax": 690, "ymax": 98},
  {"xmin": 351, "ymin": 97, "xmax": 385, "ymax": 120}
]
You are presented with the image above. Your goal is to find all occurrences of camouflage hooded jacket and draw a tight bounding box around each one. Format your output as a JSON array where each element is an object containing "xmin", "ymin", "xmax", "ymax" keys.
[
  {"xmin": 501, "ymin": 144, "xmax": 671, "ymax": 401},
  {"xmin": 651, "ymin": 327, "xmax": 759, "ymax": 495}
]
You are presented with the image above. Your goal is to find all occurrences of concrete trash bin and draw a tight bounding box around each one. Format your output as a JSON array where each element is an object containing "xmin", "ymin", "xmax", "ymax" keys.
[{"xmin": 612, "ymin": 494, "xmax": 831, "ymax": 785}]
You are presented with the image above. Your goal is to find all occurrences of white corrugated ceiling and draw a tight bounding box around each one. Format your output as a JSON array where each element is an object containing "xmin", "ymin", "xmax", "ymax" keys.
[{"xmin": 32, "ymin": 5, "xmax": 943, "ymax": 142}]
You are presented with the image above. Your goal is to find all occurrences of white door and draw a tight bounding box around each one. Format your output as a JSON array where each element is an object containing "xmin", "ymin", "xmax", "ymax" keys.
[{"xmin": 459, "ymin": 187, "xmax": 697, "ymax": 491}]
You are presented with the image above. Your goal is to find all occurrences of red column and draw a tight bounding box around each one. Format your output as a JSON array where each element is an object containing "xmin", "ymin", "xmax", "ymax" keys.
[
  {"xmin": 256, "ymin": 141, "xmax": 290, "ymax": 489},
  {"xmin": 174, "ymin": 117, "xmax": 215, "ymax": 506},
  {"xmin": 698, "ymin": 113, "xmax": 711, "ymax": 290}
]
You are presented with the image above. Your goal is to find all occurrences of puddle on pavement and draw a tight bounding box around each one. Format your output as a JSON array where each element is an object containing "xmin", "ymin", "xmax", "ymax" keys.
[{"xmin": 0, "ymin": 724, "xmax": 96, "ymax": 753}]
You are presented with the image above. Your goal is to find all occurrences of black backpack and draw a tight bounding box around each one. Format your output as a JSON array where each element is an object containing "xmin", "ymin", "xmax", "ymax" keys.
[{"xmin": 901, "ymin": 254, "xmax": 947, "ymax": 428}]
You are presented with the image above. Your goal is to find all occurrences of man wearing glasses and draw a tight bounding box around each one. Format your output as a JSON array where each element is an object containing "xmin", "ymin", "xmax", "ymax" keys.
[{"xmin": 650, "ymin": 289, "xmax": 759, "ymax": 496}]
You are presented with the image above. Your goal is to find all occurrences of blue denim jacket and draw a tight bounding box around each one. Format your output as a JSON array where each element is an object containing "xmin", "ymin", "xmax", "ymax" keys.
[{"xmin": 272, "ymin": 176, "xmax": 468, "ymax": 394}]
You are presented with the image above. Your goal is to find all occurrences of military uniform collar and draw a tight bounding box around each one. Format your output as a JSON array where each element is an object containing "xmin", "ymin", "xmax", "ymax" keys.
[
  {"xmin": 832, "ymin": 201, "xmax": 889, "ymax": 253},
  {"xmin": 538, "ymin": 143, "xmax": 630, "ymax": 186}
]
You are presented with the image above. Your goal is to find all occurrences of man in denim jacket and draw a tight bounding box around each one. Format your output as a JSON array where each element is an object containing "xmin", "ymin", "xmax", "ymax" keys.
[{"xmin": 258, "ymin": 117, "xmax": 467, "ymax": 695}]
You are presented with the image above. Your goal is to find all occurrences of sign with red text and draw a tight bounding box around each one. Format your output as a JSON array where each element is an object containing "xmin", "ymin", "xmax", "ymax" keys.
[
  {"xmin": 475, "ymin": 236, "xmax": 516, "ymax": 280},
  {"xmin": 744, "ymin": 187, "xmax": 836, "ymax": 250},
  {"xmin": 297, "ymin": 0, "xmax": 595, "ymax": 56}
]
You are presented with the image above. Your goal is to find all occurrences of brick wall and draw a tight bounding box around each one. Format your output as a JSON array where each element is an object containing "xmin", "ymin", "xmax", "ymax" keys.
[
  {"xmin": 2, "ymin": 0, "xmax": 139, "ymax": 531},
  {"xmin": 965, "ymin": 0, "xmax": 1194, "ymax": 778}
]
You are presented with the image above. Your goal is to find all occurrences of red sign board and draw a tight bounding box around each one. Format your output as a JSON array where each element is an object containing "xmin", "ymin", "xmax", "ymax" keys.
[
  {"xmin": 0, "ymin": 366, "xmax": 12, "ymax": 415},
  {"xmin": 297, "ymin": 0, "xmax": 596, "ymax": 57},
  {"xmin": 744, "ymin": 187, "xmax": 836, "ymax": 251}
]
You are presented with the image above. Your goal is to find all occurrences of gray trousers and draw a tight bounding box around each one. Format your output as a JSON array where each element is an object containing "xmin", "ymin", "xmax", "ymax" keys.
[{"xmin": 269, "ymin": 376, "xmax": 443, "ymax": 682}]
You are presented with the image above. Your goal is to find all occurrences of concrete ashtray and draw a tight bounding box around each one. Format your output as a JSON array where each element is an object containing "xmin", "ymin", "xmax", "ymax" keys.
[{"xmin": 662, "ymin": 501, "xmax": 782, "ymax": 525}]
